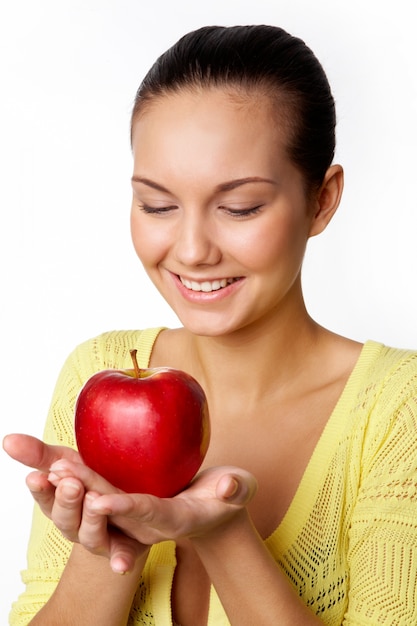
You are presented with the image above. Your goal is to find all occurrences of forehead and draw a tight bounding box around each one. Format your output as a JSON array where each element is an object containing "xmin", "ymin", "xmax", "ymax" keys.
[
  {"xmin": 131, "ymin": 88, "xmax": 290, "ymax": 162},
  {"xmin": 130, "ymin": 89, "xmax": 306, "ymax": 197}
]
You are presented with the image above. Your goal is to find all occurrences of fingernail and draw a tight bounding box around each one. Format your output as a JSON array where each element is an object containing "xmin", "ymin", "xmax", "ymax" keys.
[
  {"xmin": 85, "ymin": 492, "xmax": 101, "ymax": 509},
  {"xmin": 90, "ymin": 501, "xmax": 111, "ymax": 515},
  {"xmin": 62, "ymin": 479, "xmax": 82, "ymax": 499},
  {"xmin": 111, "ymin": 558, "xmax": 129, "ymax": 575},
  {"xmin": 226, "ymin": 477, "xmax": 239, "ymax": 499},
  {"xmin": 28, "ymin": 483, "xmax": 44, "ymax": 493}
]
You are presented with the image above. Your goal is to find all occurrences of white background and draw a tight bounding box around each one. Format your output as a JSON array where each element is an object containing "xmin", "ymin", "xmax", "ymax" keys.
[{"xmin": 1, "ymin": 0, "xmax": 416, "ymax": 620}]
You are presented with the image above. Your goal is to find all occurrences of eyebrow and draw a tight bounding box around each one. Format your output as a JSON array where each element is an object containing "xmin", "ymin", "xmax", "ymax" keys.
[{"xmin": 131, "ymin": 175, "xmax": 277, "ymax": 193}]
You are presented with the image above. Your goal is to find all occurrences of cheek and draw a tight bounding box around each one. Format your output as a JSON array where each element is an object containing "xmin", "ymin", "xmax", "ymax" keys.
[
  {"xmin": 231, "ymin": 216, "xmax": 307, "ymax": 272},
  {"xmin": 130, "ymin": 210, "xmax": 144, "ymax": 259},
  {"xmin": 130, "ymin": 211, "xmax": 166, "ymax": 266}
]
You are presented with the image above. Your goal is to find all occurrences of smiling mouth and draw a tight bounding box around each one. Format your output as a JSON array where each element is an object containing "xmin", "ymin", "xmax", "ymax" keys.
[{"xmin": 179, "ymin": 276, "xmax": 241, "ymax": 293}]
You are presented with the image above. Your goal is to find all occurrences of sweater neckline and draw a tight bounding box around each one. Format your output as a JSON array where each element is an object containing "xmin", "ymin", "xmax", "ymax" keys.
[
  {"xmin": 139, "ymin": 331, "xmax": 383, "ymax": 549},
  {"xmin": 264, "ymin": 339, "xmax": 384, "ymax": 549}
]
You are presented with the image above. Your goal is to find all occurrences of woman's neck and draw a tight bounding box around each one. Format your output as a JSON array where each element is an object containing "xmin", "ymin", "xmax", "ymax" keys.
[{"xmin": 180, "ymin": 308, "xmax": 327, "ymax": 409}]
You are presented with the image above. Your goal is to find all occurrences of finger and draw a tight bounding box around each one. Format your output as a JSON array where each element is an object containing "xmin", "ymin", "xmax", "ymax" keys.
[
  {"xmin": 108, "ymin": 531, "xmax": 145, "ymax": 574},
  {"xmin": 216, "ymin": 471, "xmax": 258, "ymax": 506},
  {"xmin": 25, "ymin": 471, "xmax": 57, "ymax": 516},
  {"xmin": 51, "ymin": 477, "xmax": 85, "ymax": 541},
  {"xmin": 77, "ymin": 492, "xmax": 111, "ymax": 555},
  {"xmin": 89, "ymin": 492, "xmax": 190, "ymax": 542},
  {"xmin": 26, "ymin": 470, "xmax": 54, "ymax": 493},
  {"xmin": 80, "ymin": 493, "xmax": 144, "ymax": 574},
  {"xmin": 49, "ymin": 459, "xmax": 121, "ymax": 495},
  {"xmin": 89, "ymin": 492, "xmax": 161, "ymax": 520},
  {"xmin": 3, "ymin": 434, "xmax": 79, "ymax": 472}
]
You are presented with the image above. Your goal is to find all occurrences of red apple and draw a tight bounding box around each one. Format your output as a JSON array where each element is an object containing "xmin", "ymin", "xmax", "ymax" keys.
[{"xmin": 74, "ymin": 349, "xmax": 210, "ymax": 497}]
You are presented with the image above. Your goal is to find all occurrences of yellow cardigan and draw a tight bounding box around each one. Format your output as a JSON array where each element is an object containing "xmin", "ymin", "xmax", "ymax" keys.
[{"xmin": 9, "ymin": 328, "xmax": 417, "ymax": 625}]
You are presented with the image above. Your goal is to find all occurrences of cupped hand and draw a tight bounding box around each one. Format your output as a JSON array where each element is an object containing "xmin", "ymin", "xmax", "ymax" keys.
[
  {"xmin": 49, "ymin": 460, "xmax": 258, "ymax": 546},
  {"xmin": 3, "ymin": 434, "xmax": 147, "ymax": 573},
  {"xmin": 3, "ymin": 434, "xmax": 258, "ymax": 574},
  {"xmin": 44, "ymin": 457, "xmax": 258, "ymax": 571}
]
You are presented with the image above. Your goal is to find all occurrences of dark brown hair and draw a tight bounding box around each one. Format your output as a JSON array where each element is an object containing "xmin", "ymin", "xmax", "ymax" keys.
[{"xmin": 132, "ymin": 25, "xmax": 336, "ymax": 192}]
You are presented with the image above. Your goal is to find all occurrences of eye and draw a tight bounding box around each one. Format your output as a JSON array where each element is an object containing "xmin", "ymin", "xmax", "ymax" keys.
[
  {"xmin": 138, "ymin": 204, "xmax": 178, "ymax": 215},
  {"xmin": 219, "ymin": 205, "xmax": 264, "ymax": 218}
]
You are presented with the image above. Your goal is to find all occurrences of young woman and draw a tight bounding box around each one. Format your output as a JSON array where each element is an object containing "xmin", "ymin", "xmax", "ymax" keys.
[{"xmin": 4, "ymin": 25, "xmax": 417, "ymax": 626}]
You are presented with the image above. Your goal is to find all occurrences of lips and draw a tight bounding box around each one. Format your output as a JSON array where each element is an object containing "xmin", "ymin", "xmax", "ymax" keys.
[{"xmin": 179, "ymin": 276, "xmax": 240, "ymax": 293}]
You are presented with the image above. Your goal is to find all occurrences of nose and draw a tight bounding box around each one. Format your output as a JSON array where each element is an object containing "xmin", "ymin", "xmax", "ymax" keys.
[{"xmin": 173, "ymin": 209, "xmax": 221, "ymax": 267}]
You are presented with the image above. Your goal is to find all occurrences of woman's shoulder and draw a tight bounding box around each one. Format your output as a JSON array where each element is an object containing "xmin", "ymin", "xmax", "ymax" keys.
[
  {"xmin": 343, "ymin": 340, "xmax": 417, "ymax": 424},
  {"xmin": 361, "ymin": 340, "xmax": 417, "ymax": 393},
  {"xmin": 350, "ymin": 340, "xmax": 417, "ymax": 461}
]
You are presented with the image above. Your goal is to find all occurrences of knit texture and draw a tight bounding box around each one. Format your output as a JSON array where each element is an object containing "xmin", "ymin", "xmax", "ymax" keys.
[{"xmin": 8, "ymin": 331, "xmax": 417, "ymax": 625}]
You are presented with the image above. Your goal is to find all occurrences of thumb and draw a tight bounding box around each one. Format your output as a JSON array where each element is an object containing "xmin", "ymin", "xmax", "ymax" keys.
[
  {"xmin": 216, "ymin": 471, "xmax": 258, "ymax": 506},
  {"xmin": 3, "ymin": 434, "xmax": 79, "ymax": 472}
]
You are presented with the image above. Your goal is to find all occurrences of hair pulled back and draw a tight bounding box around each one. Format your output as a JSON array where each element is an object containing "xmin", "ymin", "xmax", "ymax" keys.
[{"xmin": 132, "ymin": 25, "xmax": 336, "ymax": 191}]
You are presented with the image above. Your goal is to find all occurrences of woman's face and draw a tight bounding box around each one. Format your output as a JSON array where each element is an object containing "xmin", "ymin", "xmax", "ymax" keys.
[{"xmin": 130, "ymin": 88, "xmax": 317, "ymax": 337}]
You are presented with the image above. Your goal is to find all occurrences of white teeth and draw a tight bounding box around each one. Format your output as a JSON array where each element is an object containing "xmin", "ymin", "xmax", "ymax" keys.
[{"xmin": 180, "ymin": 277, "xmax": 236, "ymax": 292}]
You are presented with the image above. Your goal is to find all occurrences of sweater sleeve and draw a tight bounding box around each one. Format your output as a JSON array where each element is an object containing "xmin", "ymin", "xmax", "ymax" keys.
[
  {"xmin": 344, "ymin": 355, "xmax": 417, "ymax": 625},
  {"xmin": 8, "ymin": 329, "xmax": 159, "ymax": 626}
]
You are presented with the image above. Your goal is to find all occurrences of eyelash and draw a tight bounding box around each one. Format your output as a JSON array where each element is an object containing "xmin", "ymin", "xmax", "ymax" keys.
[
  {"xmin": 138, "ymin": 204, "xmax": 177, "ymax": 215},
  {"xmin": 138, "ymin": 204, "xmax": 263, "ymax": 218},
  {"xmin": 220, "ymin": 205, "xmax": 263, "ymax": 218}
]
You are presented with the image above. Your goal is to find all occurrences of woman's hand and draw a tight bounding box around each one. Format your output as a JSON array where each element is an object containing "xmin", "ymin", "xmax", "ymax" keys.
[
  {"xmin": 47, "ymin": 459, "xmax": 258, "ymax": 544},
  {"xmin": 3, "ymin": 434, "xmax": 258, "ymax": 573},
  {"xmin": 2, "ymin": 434, "xmax": 148, "ymax": 573},
  {"xmin": 3, "ymin": 433, "xmax": 82, "ymax": 517}
]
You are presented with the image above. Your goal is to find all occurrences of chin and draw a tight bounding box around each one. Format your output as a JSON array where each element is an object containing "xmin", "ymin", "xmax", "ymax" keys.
[
  {"xmin": 181, "ymin": 322, "xmax": 227, "ymax": 337},
  {"xmin": 176, "ymin": 312, "xmax": 249, "ymax": 338}
]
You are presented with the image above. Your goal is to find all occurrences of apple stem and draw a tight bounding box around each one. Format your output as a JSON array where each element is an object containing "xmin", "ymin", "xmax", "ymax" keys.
[{"xmin": 129, "ymin": 349, "xmax": 141, "ymax": 378}]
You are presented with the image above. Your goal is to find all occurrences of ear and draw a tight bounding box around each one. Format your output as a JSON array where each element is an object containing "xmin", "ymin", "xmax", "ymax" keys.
[{"xmin": 308, "ymin": 164, "xmax": 344, "ymax": 237}]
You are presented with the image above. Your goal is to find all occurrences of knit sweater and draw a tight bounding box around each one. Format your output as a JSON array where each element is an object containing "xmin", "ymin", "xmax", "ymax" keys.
[{"xmin": 9, "ymin": 328, "xmax": 417, "ymax": 625}]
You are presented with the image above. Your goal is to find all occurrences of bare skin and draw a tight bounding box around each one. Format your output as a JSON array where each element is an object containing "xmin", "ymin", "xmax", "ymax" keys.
[{"xmin": 3, "ymin": 88, "xmax": 362, "ymax": 625}]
